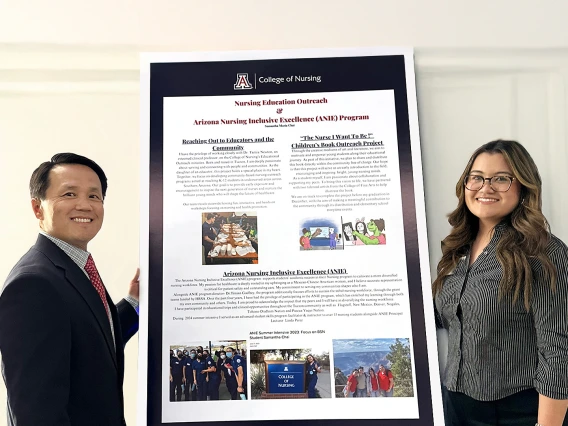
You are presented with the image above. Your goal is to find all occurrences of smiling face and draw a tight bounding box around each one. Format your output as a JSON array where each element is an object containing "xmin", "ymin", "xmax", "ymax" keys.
[
  {"xmin": 356, "ymin": 222, "xmax": 365, "ymax": 233},
  {"xmin": 31, "ymin": 164, "xmax": 104, "ymax": 250},
  {"xmin": 307, "ymin": 355, "xmax": 314, "ymax": 363},
  {"xmin": 464, "ymin": 152, "xmax": 521, "ymax": 228}
]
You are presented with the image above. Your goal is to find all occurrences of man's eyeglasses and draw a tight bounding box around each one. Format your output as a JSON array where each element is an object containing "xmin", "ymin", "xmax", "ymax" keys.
[{"xmin": 464, "ymin": 175, "xmax": 516, "ymax": 192}]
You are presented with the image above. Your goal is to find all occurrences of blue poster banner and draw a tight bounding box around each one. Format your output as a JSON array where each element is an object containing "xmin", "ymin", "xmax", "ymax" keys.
[{"xmin": 266, "ymin": 362, "xmax": 305, "ymax": 394}]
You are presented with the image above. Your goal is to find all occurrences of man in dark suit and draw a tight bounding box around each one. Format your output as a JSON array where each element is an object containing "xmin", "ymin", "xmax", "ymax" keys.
[{"xmin": 0, "ymin": 153, "xmax": 140, "ymax": 426}]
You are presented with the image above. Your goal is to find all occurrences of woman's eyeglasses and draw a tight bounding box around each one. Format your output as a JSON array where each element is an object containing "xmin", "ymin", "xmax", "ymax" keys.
[{"xmin": 464, "ymin": 175, "xmax": 516, "ymax": 192}]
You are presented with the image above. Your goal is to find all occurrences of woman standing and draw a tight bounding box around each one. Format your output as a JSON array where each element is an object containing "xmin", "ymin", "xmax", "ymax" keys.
[
  {"xmin": 434, "ymin": 140, "xmax": 568, "ymax": 425},
  {"xmin": 367, "ymin": 367, "xmax": 380, "ymax": 397},
  {"xmin": 192, "ymin": 349, "xmax": 209, "ymax": 401},
  {"xmin": 218, "ymin": 350, "xmax": 238, "ymax": 400},
  {"xmin": 305, "ymin": 354, "xmax": 321, "ymax": 398}
]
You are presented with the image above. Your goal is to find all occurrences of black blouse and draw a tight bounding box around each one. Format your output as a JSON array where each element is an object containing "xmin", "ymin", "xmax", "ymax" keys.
[{"xmin": 435, "ymin": 223, "xmax": 568, "ymax": 401}]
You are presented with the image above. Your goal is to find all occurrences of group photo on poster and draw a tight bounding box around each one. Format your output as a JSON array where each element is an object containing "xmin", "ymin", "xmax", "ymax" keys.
[
  {"xmin": 201, "ymin": 212, "xmax": 258, "ymax": 265},
  {"xmin": 168, "ymin": 342, "xmax": 247, "ymax": 402},
  {"xmin": 333, "ymin": 338, "xmax": 413, "ymax": 398}
]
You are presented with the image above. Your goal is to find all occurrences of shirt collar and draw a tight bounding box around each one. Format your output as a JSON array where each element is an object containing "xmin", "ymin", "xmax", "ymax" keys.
[
  {"xmin": 489, "ymin": 220, "xmax": 509, "ymax": 243},
  {"xmin": 39, "ymin": 231, "xmax": 90, "ymax": 270}
]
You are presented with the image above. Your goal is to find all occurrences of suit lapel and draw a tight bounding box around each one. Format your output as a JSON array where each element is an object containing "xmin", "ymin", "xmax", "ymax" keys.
[
  {"xmin": 35, "ymin": 235, "xmax": 118, "ymax": 369},
  {"xmin": 108, "ymin": 298, "xmax": 126, "ymax": 379}
]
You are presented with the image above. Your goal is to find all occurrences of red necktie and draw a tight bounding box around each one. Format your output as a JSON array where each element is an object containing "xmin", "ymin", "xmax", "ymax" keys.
[{"xmin": 85, "ymin": 254, "xmax": 110, "ymax": 319}]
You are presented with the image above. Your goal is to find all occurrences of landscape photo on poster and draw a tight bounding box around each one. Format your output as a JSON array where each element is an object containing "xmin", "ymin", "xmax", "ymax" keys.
[{"xmin": 333, "ymin": 338, "xmax": 413, "ymax": 398}]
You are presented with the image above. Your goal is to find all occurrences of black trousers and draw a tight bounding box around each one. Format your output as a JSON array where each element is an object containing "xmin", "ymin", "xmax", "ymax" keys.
[
  {"xmin": 226, "ymin": 378, "xmax": 238, "ymax": 400},
  {"xmin": 197, "ymin": 380, "xmax": 208, "ymax": 401},
  {"xmin": 443, "ymin": 386, "xmax": 568, "ymax": 426},
  {"xmin": 208, "ymin": 377, "xmax": 220, "ymax": 400},
  {"xmin": 170, "ymin": 380, "xmax": 182, "ymax": 402},
  {"xmin": 184, "ymin": 382, "xmax": 197, "ymax": 401}
]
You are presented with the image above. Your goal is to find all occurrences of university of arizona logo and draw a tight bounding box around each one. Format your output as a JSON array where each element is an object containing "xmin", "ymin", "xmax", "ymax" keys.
[{"xmin": 234, "ymin": 73, "xmax": 253, "ymax": 90}]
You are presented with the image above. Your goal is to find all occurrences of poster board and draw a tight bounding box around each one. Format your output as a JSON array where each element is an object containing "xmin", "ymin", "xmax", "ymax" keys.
[{"xmin": 139, "ymin": 47, "xmax": 443, "ymax": 425}]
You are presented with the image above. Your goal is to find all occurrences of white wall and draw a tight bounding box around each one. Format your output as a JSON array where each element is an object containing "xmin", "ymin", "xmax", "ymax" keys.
[
  {"xmin": 1, "ymin": 1, "xmax": 568, "ymax": 425},
  {"xmin": 1, "ymin": 0, "xmax": 568, "ymax": 48}
]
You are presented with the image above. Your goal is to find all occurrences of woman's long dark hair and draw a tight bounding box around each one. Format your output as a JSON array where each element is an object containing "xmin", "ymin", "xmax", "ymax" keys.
[
  {"xmin": 305, "ymin": 354, "xmax": 317, "ymax": 366},
  {"xmin": 432, "ymin": 140, "xmax": 556, "ymax": 310}
]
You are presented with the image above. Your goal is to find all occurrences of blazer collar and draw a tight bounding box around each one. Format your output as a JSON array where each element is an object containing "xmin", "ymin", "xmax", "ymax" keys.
[{"xmin": 34, "ymin": 234, "xmax": 118, "ymax": 369}]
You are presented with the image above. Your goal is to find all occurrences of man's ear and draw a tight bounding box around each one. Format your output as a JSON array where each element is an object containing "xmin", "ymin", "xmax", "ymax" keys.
[{"xmin": 31, "ymin": 198, "xmax": 43, "ymax": 220}]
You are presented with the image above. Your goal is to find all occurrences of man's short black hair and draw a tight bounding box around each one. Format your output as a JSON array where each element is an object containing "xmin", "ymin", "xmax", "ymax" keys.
[
  {"xmin": 206, "ymin": 213, "xmax": 214, "ymax": 220},
  {"xmin": 29, "ymin": 153, "xmax": 108, "ymax": 200}
]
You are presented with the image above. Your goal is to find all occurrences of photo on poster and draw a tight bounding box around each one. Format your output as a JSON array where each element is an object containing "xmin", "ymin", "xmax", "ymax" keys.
[
  {"xmin": 201, "ymin": 212, "xmax": 258, "ymax": 265},
  {"xmin": 168, "ymin": 341, "xmax": 247, "ymax": 402},
  {"xmin": 249, "ymin": 348, "xmax": 331, "ymax": 399},
  {"xmin": 342, "ymin": 216, "xmax": 387, "ymax": 246},
  {"xmin": 299, "ymin": 217, "xmax": 343, "ymax": 251},
  {"xmin": 333, "ymin": 338, "xmax": 413, "ymax": 398}
]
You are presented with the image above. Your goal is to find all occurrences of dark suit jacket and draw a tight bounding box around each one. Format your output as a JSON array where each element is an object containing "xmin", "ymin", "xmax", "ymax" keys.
[{"xmin": 0, "ymin": 235, "xmax": 139, "ymax": 426}]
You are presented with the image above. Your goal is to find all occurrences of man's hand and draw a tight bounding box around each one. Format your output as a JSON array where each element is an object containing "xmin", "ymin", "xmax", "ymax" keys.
[
  {"xmin": 169, "ymin": 374, "xmax": 173, "ymax": 382},
  {"xmin": 129, "ymin": 268, "xmax": 140, "ymax": 300}
]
